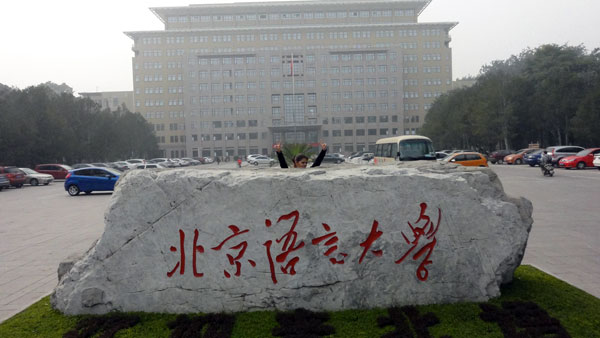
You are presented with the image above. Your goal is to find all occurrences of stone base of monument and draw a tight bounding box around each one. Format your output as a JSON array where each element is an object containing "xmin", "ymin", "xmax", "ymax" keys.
[{"xmin": 51, "ymin": 162, "xmax": 532, "ymax": 315}]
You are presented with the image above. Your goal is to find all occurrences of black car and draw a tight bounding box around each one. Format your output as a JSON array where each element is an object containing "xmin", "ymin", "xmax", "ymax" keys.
[
  {"xmin": 321, "ymin": 154, "xmax": 345, "ymax": 164},
  {"xmin": 488, "ymin": 149, "xmax": 515, "ymax": 164}
]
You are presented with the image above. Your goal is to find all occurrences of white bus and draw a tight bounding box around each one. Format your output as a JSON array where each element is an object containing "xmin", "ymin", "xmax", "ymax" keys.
[{"xmin": 374, "ymin": 135, "xmax": 436, "ymax": 164}]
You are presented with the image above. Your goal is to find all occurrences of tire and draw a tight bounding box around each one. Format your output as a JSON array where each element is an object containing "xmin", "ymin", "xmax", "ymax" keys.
[
  {"xmin": 497, "ymin": 159, "xmax": 503, "ymax": 164},
  {"xmin": 576, "ymin": 162, "xmax": 585, "ymax": 170},
  {"xmin": 336, "ymin": 160, "xmax": 341, "ymax": 164},
  {"xmin": 16, "ymin": 184, "xmax": 22, "ymax": 188},
  {"xmin": 515, "ymin": 159, "xmax": 522, "ymax": 165},
  {"xmin": 253, "ymin": 162, "xmax": 258, "ymax": 166},
  {"xmin": 67, "ymin": 184, "xmax": 80, "ymax": 196},
  {"xmin": 44, "ymin": 182, "xmax": 49, "ymax": 185},
  {"xmin": 529, "ymin": 163, "xmax": 535, "ymax": 167},
  {"xmin": 30, "ymin": 178, "xmax": 39, "ymax": 186}
]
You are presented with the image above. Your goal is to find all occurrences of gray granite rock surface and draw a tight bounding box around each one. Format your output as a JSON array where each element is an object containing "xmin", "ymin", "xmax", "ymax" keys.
[{"xmin": 51, "ymin": 162, "xmax": 532, "ymax": 314}]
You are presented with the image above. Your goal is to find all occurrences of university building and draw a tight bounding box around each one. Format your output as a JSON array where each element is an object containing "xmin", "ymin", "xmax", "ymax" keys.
[
  {"xmin": 125, "ymin": 0, "xmax": 457, "ymax": 158},
  {"xmin": 79, "ymin": 91, "xmax": 134, "ymax": 112}
]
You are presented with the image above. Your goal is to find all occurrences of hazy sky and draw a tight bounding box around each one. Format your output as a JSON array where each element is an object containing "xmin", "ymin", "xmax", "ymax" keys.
[{"xmin": 1, "ymin": 0, "xmax": 598, "ymax": 94}]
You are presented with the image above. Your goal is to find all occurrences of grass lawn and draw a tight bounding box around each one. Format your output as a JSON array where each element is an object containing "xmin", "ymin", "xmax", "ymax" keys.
[{"xmin": 1, "ymin": 265, "xmax": 598, "ymax": 337}]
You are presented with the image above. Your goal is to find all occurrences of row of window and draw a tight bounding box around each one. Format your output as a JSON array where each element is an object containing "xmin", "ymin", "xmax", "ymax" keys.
[
  {"xmin": 139, "ymin": 78, "xmax": 447, "ymax": 95},
  {"xmin": 142, "ymin": 30, "xmax": 444, "ymax": 45},
  {"xmin": 191, "ymin": 133, "xmax": 261, "ymax": 141},
  {"xmin": 322, "ymin": 129, "xmax": 397, "ymax": 137},
  {"xmin": 166, "ymin": 9, "xmax": 418, "ymax": 24}
]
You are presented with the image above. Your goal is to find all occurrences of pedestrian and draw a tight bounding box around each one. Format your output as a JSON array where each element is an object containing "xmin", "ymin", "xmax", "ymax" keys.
[
  {"xmin": 273, "ymin": 141, "xmax": 328, "ymax": 168},
  {"xmin": 237, "ymin": 158, "xmax": 242, "ymax": 168},
  {"xmin": 216, "ymin": 156, "xmax": 221, "ymax": 165}
]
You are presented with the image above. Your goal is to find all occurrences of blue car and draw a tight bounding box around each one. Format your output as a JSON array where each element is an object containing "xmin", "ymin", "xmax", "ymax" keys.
[
  {"xmin": 524, "ymin": 149, "xmax": 544, "ymax": 167},
  {"xmin": 64, "ymin": 167, "xmax": 120, "ymax": 196}
]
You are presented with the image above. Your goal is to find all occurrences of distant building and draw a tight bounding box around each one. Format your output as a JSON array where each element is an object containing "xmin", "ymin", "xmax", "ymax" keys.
[
  {"xmin": 125, "ymin": 0, "xmax": 457, "ymax": 158},
  {"xmin": 79, "ymin": 91, "xmax": 134, "ymax": 112},
  {"xmin": 452, "ymin": 77, "xmax": 476, "ymax": 90}
]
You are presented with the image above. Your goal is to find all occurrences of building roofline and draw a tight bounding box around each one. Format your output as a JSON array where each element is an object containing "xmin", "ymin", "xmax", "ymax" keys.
[
  {"xmin": 150, "ymin": 0, "xmax": 431, "ymax": 20},
  {"xmin": 124, "ymin": 21, "xmax": 457, "ymax": 39}
]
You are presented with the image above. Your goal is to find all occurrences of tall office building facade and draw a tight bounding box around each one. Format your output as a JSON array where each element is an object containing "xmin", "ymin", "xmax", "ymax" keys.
[{"xmin": 125, "ymin": 0, "xmax": 456, "ymax": 158}]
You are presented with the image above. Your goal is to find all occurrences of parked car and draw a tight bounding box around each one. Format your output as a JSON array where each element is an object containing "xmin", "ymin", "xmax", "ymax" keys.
[
  {"xmin": 0, "ymin": 174, "xmax": 10, "ymax": 191},
  {"xmin": 503, "ymin": 148, "xmax": 538, "ymax": 165},
  {"xmin": 91, "ymin": 163, "xmax": 109, "ymax": 168},
  {"xmin": 109, "ymin": 161, "xmax": 130, "ymax": 171},
  {"xmin": 488, "ymin": 149, "xmax": 515, "ymax": 164},
  {"xmin": 558, "ymin": 148, "xmax": 600, "ymax": 169},
  {"xmin": 135, "ymin": 163, "xmax": 168, "ymax": 169},
  {"xmin": 0, "ymin": 166, "xmax": 26, "ymax": 188},
  {"xmin": 442, "ymin": 152, "xmax": 488, "ymax": 167},
  {"xmin": 545, "ymin": 146, "xmax": 584, "ymax": 167},
  {"xmin": 72, "ymin": 163, "xmax": 93, "ymax": 169},
  {"xmin": 64, "ymin": 167, "xmax": 121, "ymax": 196},
  {"xmin": 594, "ymin": 153, "xmax": 600, "ymax": 170},
  {"xmin": 248, "ymin": 155, "xmax": 275, "ymax": 166},
  {"xmin": 360, "ymin": 153, "xmax": 374, "ymax": 161},
  {"xmin": 321, "ymin": 154, "xmax": 345, "ymax": 164},
  {"xmin": 524, "ymin": 149, "xmax": 544, "ymax": 167},
  {"xmin": 149, "ymin": 158, "xmax": 177, "ymax": 168},
  {"xmin": 181, "ymin": 157, "xmax": 201, "ymax": 166},
  {"xmin": 19, "ymin": 168, "xmax": 54, "ymax": 186},
  {"xmin": 34, "ymin": 164, "xmax": 73, "ymax": 179},
  {"xmin": 203, "ymin": 157, "xmax": 214, "ymax": 164},
  {"xmin": 125, "ymin": 159, "xmax": 146, "ymax": 169},
  {"xmin": 435, "ymin": 151, "xmax": 450, "ymax": 159},
  {"xmin": 246, "ymin": 154, "xmax": 263, "ymax": 163}
]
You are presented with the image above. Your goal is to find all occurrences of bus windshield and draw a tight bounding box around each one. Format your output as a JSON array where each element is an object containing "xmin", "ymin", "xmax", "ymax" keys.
[{"xmin": 398, "ymin": 139, "xmax": 435, "ymax": 161}]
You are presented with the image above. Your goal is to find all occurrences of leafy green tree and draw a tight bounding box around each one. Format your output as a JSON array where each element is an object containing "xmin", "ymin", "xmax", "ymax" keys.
[
  {"xmin": 422, "ymin": 44, "xmax": 600, "ymax": 151},
  {"xmin": 0, "ymin": 84, "xmax": 160, "ymax": 166}
]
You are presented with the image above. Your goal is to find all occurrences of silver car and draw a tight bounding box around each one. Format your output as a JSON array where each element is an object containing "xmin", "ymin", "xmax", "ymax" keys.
[
  {"xmin": 248, "ymin": 155, "xmax": 275, "ymax": 166},
  {"xmin": 19, "ymin": 168, "xmax": 54, "ymax": 186}
]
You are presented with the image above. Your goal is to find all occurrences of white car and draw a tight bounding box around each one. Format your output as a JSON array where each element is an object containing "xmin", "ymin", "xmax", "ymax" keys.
[
  {"xmin": 203, "ymin": 157, "xmax": 214, "ymax": 164},
  {"xmin": 593, "ymin": 154, "xmax": 600, "ymax": 170},
  {"xmin": 248, "ymin": 155, "xmax": 275, "ymax": 166},
  {"xmin": 19, "ymin": 168, "xmax": 54, "ymax": 186},
  {"xmin": 125, "ymin": 159, "xmax": 146, "ymax": 169},
  {"xmin": 135, "ymin": 163, "xmax": 168, "ymax": 169},
  {"xmin": 246, "ymin": 154, "xmax": 263, "ymax": 162},
  {"xmin": 181, "ymin": 157, "xmax": 201, "ymax": 166}
]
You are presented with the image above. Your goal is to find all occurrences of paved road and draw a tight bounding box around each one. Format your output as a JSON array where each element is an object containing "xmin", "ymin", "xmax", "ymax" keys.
[
  {"xmin": 0, "ymin": 164, "xmax": 598, "ymax": 323},
  {"xmin": 0, "ymin": 182, "xmax": 110, "ymax": 322},
  {"xmin": 491, "ymin": 164, "xmax": 600, "ymax": 298}
]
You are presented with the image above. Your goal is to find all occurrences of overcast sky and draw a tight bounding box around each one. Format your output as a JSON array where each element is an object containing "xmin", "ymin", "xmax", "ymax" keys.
[{"xmin": 1, "ymin": 0, "xmax": 598, "ymax": 94}]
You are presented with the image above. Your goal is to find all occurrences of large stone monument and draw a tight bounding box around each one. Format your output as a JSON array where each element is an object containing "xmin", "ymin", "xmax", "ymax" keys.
[{"xmin": 52, "ymin": 162, "xmax": 533, "ymax": 314}]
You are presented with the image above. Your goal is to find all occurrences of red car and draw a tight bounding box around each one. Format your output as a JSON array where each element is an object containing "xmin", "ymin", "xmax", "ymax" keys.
[
  {"xmin": 34, "ymin": 164, "xmax": 73, "ymax": 179},
  {"xmin": 558, "ymin": 148, "xmax": 600, "ymax": 169},
  {"xmin": 0, "ymin": 166, "xmax": 26, "ymax": 188}
]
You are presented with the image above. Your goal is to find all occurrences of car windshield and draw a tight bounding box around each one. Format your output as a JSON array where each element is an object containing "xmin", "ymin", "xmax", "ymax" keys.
[
  {"xmin": 6, "ymin": 167, "xmax": 23, "ymax": 173},
  {"xmin": 20, "ymin": 168, "xmax": 37, "ymax": 174},
  {"xmin": 576, "ymin": 149, "xmax": 592, "ymax": 156}
]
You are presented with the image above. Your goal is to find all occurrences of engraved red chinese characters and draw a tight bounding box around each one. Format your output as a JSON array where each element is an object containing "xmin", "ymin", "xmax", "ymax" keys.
[
  {"xmin": 311, "ymin": 222, "xmax": 348, "ymax": 264},
  {"xmin": 263, "ymin": 210, "xmax": 306, "ymax": 284},
  {"xmin": 395, "ymin": 203, "xmax": 441, "ymax": 281},
  {"xmin": 212, "ymin": 225, "xmax": 256, "ymax": 278},
  {"xmin": 167, "ymin": 229, "xmax": 205, "ymax": 278},
  {"xmin": 358, "ymin": 220, "xmax": 384, "ymax": 264}
]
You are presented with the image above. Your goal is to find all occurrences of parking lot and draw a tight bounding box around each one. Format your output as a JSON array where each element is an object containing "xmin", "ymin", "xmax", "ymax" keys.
[{"xmin": 0, "ymin": 163, "xmax": 598, "ymax": 323}]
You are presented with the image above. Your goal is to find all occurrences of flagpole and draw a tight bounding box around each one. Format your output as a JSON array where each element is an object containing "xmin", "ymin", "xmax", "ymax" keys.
[{"xmin": 292, "ymin": 52, "xmax": 297, "ymax": 140}]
